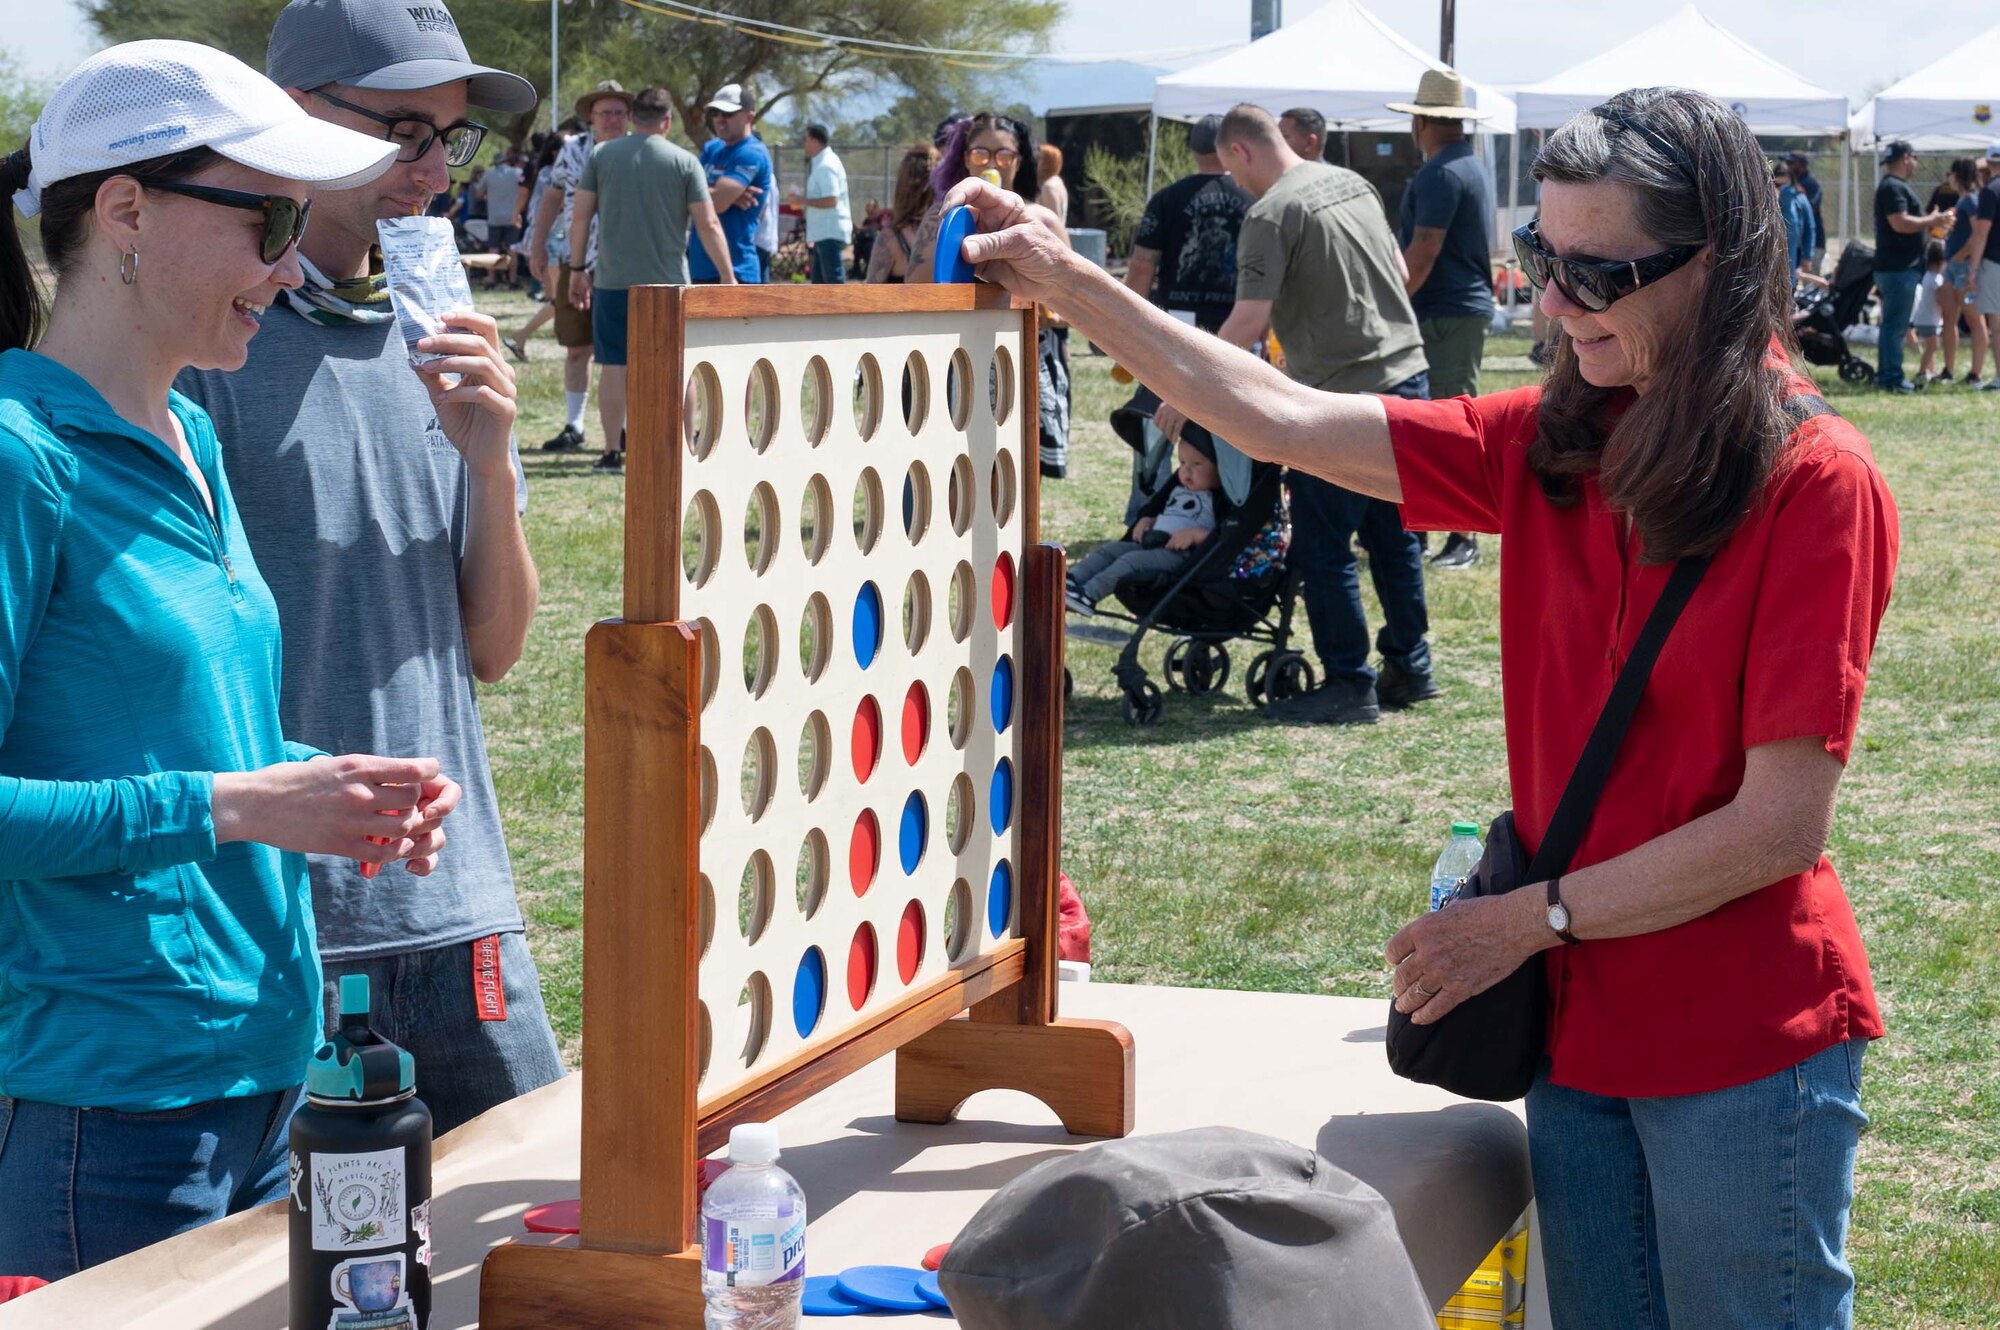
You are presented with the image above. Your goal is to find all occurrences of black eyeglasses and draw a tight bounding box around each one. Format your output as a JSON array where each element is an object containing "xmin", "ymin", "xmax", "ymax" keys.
[
  {"xmin": 1512, "ymin": 220, "xmax": 1702, "ymax": 314},
  {"xmin": 142, "ymin": 181, "xmax": 312, "ymax": 264},
  {"xmin": 312, "ymin": 88, "xmax": 487, "ymax": 168}
]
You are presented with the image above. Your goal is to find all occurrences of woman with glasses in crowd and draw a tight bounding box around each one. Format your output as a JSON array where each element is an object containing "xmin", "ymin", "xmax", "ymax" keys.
[
  {"xmin": 937, "ymin": 87, "xmax": 1895, "ymax": 1328},
  {"xmin": 0, "ymin": 41, "xmax": 460, "ymax": 1279}
]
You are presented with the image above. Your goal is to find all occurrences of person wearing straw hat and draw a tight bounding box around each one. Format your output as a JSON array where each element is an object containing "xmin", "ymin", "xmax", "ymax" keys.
[
  {"xmin": 177, "ymin": 0, "xmax": 567, "ymax": 1139},
  {"xmin": 0, "ymin": 39, "xmax": 465, "ymax": 1277},
  {"xmin": 1390, "ymin": 69, "xmax": 1494, "ymax": 577}
]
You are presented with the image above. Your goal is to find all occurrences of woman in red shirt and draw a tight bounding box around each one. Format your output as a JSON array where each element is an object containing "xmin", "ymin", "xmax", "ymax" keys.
[{"xmin": 942, "ymin": 88, "xmax": 1894, "ymax": 1328}]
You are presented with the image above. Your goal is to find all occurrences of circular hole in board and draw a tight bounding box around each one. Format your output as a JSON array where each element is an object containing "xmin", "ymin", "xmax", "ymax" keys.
[
  {"xmin": 799, "ymin": 475, "xmax": 833, "ymax": 566},
  {"xmin": 852, "ymin": 353, "xmax": 883, "ymax": 441},
  {"xmin": 948, "ymin": 561, "xmax": 975, "ymax": 644},
  {"xmin": 684, "ymin": 362, "xmax": 722, "ymax": 460},
  {"xmin": 800, "ymin": 593, "xmax": 832, "ymax": 682},
  {"xmin": 847, "ymin": 921, "xmax": 879, "ymax": 1010},
  {"xmin": 947, "ymin": 455, "xmax": 975, "ymax": 537},
  {"xmin": 739, "ymin": 850, "xmax": 774, "ymax": 943},
  {"xmin": 743, "ymin": 605, "xmax": 778, "ymax": 699},
  {"xmin": 793, "ymin": 947, "xmax": 827, "ymax": 1038},
  {"xmin": 800, "ymin": 356, "xmax": 833, "ymax": 447},
  {"xmin": 946, "ymin": 773, "xmax": 974, "ymax": 854},
  {"xmin": 990, "ymin": 449, "xmax": 1018, "ymax": 528},
  {"xmin": 945, "ymin": 879, "xmax": 973, "ymax": 961},
  {"xmin": 902, "ymin": 571, "xmax": 931, "ymax": 656},
  {"xmin": 745, "ymin": 358, "xmax": 780, "ymax": 454},
  {"xmin": 796, "ymin": 829, "xmax": 829, "ymax": 919},
  {"xmin": 853, "ymin": 467, "xmax": 884, "ymax": 554},
  {"xmin": 990, "ymin": 758, "xmax": 1014, "ymax": 835},
  {"xmin": 851, "ymin": 694, "xmax": 882, "ymax": 783},
  {"xmin": 799, "ymin": 710, "xmax": 831, "ymax": 801},
  {"xmin": 744, "ymin": 482, "xmax": 780, "ymax": 575},
  {"xmin": 694, "ymin": 618, "xmax": 720, "ymax": 712},
  {"xmin": 897, "ymin": 898, "xmax": 926, "ymax": 985},
  {"xmin": 699, "ymin": 745, "xmax": 718, "ymax": 832},
  {"xmin": 682, "ymin": 491, "xmax": 721, "ymax": 588},
  {"xmin": 989, "ymin": 345, "xmax": 1015, "ymax": 426},
  {"xmin": 902, "ymin": 680, "xmax": 930, "ymax": 765},
  {"xmin": 849, "ymin": 809, "xmax": 880, "ymax": 896},
  {"xmin": 697, "ymin": 1001, "xmax": 713, "ymax": 1086},
  {"xmin": 738, "ymin": 972, "xmax": 772, "ymax": 1067},
  {"xmin": 989, "ymin": 860, "xmax": 1014, "ymax": 938},
  {"xmin": 901, "ymin": 350, "xmax": 930, "ymax": 435},
  {"xmin": 698, "ymin": 873, "xmax": 716, "ymax": 959},
  {"xmin": 948, "ymin": 667, "xmax": 975, "ymax": 751},
  {"xmin": 903, "ymin": 461, "xmax": 931, "ymax": 544},
  {"xmin": 990, "ymin": 654, "xmax": 1014, "ymax": 733},
  {"xmin": 899, "ymin": 790, "xmax": 928, "ymax": 876},
  {"xmin": 852, "ymin": 581, "xmax": 884, "ymax": 670},
  {"xmin": 946, "ymin": 349, "xmax": 975, "ymax": 431},
  {"xmin": 991, "ymin": 550, "xmax": 1016, "ymax": 631},
  {"xmin": 741, "ymin": 727, "xmax": 776, "ymax": 822}
]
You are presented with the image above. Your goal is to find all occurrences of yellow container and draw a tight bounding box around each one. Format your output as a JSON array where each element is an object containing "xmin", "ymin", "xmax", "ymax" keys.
[{"xmin": 1438, "ymin": 1225, "xmax": 1529, "ymax": 1330}]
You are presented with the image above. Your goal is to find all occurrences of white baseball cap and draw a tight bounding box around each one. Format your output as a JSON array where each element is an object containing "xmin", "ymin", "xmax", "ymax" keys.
[
  {"xmin": 706, "ymin": 83, "xmax": 750, "ymax": 114},
  {"xmin": 18, "ymin": 39, "xmax": 399, "ymax": 218}
]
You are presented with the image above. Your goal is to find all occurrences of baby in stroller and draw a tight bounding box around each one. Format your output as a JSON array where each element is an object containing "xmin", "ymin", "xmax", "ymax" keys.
[{"xmin": 1066, "ymin": 435, "xmax": 1228, "ymax": 617}]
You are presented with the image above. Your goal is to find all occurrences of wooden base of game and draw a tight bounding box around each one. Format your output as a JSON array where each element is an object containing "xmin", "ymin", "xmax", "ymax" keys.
[
  {"xmin": 896, "ymin": 1013, "xmax": 1136, "ymax": 1139},
  {"xmin": 480, "ymin": 1243, "xmax": 706, "ymax": 1329}
]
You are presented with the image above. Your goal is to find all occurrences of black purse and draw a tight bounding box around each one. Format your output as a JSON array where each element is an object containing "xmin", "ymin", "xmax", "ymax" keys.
[{"xmin": 1385, "ymin": 554, "xmax": 1709, "ymax": 1101}]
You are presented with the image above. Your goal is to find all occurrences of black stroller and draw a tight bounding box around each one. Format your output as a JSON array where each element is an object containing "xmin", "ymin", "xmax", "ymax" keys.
[
  {"xmin": 1068, "ymin": 388, "xmax": 1313, "ymax": 726},
  {"xmin": 1794, "ymin": 241, "xmax": 1877, "ymax": 384}
]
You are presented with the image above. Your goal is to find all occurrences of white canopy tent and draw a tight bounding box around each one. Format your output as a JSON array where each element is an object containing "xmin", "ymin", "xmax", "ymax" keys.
[{"xmin": 1850, "ymin": 22, "xmax": 2000, "ymax": 151}]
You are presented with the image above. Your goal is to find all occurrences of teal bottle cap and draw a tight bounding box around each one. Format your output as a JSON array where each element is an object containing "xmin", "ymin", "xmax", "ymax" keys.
[{"xmin": 306, "ymin": 973, "xmax": 417, "ymax": 1103}]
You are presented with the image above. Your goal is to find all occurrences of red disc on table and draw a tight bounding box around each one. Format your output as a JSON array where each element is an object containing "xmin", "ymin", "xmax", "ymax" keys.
[
  {"xmin": 901, "ymin": 681, "xmax": 929, "ymax": 765},
  {"xmin": 896, "ymin": 899, "xmax": 925, "ymax": 984},
  {"xmin": 922, "ymin": 1243, "xmax": 950, "ymax": 1271},
  {"xmin": 848, "ymin": 922, "xmax": 878, "ymax": 1010},
  {"xmin": 522, "ymin": 1198, "xmax": 580, "ymax": 1234},
  {"xmin": 851, "ymin": 695, "xmax": 882, "ymax": 783},
  {"xmin": 991, "ymin": 551, "xmax": 1015, "ymax": 630},
  {"xmin": 848, "ymin": 809, "xmax": 879, "ymax": 896}
]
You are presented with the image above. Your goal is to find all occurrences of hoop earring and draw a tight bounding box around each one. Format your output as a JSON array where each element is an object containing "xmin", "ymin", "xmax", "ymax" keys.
[{"xmin": 119, "ymin": 250, "xmax": 139, "ymax": 285}]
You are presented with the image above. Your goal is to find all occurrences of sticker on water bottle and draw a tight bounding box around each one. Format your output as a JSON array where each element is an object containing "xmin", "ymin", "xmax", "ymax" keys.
[
  {"xmin": 309, "ymin": 1147, "xmax": 408, "ymax": 1251},
  {"xmin": 704, "ymin": 1212, "xmax": 807, "ymax": 1286}
]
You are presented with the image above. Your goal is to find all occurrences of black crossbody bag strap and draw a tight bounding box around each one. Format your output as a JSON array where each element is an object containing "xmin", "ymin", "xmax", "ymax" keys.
[{"xmin": 1524, "ymin": 553, "xmax": 1710, "ymax": 882}]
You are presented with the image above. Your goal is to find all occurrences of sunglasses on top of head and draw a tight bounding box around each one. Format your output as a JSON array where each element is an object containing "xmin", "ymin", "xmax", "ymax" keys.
[
  {"xmin": 141, "ymin": 181, "xmax": 311, "ymax": 264},
  {"xmin": 311, "ymin": 88, "xmax": 487, "ymax": 168},
  {"xmin": 1511, "ymin": 220, "xmax": 1703, "ymax": 314}
]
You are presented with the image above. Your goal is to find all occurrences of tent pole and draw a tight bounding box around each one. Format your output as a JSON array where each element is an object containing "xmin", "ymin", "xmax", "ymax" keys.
[
  {"xmin": 1145, "ymin": 113, "xmax": 1159, "ymax": 199},
  {"xmin": 1837, "ymin": 132, "xmax": 1850, "ymax": 256}
]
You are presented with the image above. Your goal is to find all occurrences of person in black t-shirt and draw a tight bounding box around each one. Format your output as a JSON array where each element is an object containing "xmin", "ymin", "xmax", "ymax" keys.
[
  {"xmin": 1873, "ymin": 140, "xmax": 1949, "ymax": 393},
  {"xmin": 1963, "ymin": 144, "xmax": 2000, "ymax": 390},
  {"xmin": 1124, "ymin": 114, "xmax": 1253, "ymax": 334}
]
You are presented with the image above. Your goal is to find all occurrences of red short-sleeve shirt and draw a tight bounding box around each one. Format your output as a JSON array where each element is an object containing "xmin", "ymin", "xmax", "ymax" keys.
[{"xmin": 1385, "ymin": 371, "xmax": 1896, "ymax": 1098}]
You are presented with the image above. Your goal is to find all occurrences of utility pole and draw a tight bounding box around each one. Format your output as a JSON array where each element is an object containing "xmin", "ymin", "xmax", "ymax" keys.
[
  {"xmin": 1440, "ymin": 0, "xmax": 1456, "ymax": 65},
  {"xmin": 1252, "ymin": 0, "xmax": 1282, "ymax": 41}
]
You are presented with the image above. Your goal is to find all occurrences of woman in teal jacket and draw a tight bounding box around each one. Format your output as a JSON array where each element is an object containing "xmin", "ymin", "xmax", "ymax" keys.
[{"xmin": 0, "ymin": 42, "xmax": 462, "ymax": 1279}]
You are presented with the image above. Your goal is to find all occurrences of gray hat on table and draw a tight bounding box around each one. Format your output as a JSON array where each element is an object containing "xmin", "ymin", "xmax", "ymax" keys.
[
  {"xmin": 939, "ymin": 1126, "xmax": 1435, "ymax": 1330},
  {"xmin": 266, "ymin": 0, "xmax": 539, "ymax": 113}
]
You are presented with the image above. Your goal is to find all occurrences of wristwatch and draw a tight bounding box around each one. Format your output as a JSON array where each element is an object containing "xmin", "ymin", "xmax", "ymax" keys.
[{"xmin": 1546, "ymin": 877, "xmax": 1579, "ymax": 945}]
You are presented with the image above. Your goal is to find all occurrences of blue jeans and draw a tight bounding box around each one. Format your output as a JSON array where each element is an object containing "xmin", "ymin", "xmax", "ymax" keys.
[
  {"xmin": 810, "ymin": 237, "xmax": 847, "ymax": 283},
  {"xmin": 0, "ymin": 1084, "xmax": 301, "ymax": 1280},
  {"xmin": 1527, "ymin": 1039, "xmax": 1868, "ymax": 1329},
  {"xmin": 322, "ymin": 931, "xmax": 565, "ymax": 1138},
  {"xmin": 1287, "ymin": 370, "xmax": 1432, "ymax": 688},
  {"xmin": 1873, "ymin": 268, "xmax": 1920, "ymax": 388}
]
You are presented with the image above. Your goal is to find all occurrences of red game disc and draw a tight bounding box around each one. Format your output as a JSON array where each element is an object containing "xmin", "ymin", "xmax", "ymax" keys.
[
  {"xmin": 901, "ymin": 681, "xmax": 929, "ymax": 765},
  {"xmin": 848, "ymin": 810, "xmax": 879, "ymax": 896},
  {"xmin": 922, "ymin": 1243, "xmax": 950, "ymax": 1271},
  {"xmin": 851, "ymin": 695, "xmax": 882, "ymax": 783},
  {"xmin": 522, "ymin": 1199, "xmax": 580, "ymax": 1234},
  {"xmin": 848, "ymin": 923, "xmax": 878, "ymax": 1009},
  {"xmin": 991, "ymin": 551, "xmax": 1015, "ymax": 630},
  {"xmin": 897, "ymin": 899, "xmax": 925, "ymax": 984}
]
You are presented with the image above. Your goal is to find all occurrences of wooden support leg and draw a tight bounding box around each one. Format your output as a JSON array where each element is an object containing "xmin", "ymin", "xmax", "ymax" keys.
[
  {"xmin": 894, "ymin": 1014, "xmax": 1136, "ymax": 1139},
  {"xmin": 479, "ymin": 1242, "xmax": 706, "ymax": 1329}
]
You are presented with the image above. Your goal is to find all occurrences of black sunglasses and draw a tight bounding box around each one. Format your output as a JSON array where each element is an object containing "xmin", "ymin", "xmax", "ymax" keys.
[
  {"xmin": 1512, "ymin": 220, "xmax": 1702, "ymax": 314},
  {"xmin": 312, "ymin": 88, "xmax": 487, "ymax": 168},
  {"xmin": 142, "ymin": 181, "xmax": 311, "ymax": 264}
]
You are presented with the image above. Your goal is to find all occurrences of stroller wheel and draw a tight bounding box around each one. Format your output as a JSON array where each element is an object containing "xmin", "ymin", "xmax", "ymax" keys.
[
  {"xmin": 1121, "ymin": 679, "xmax": 1165, "ymax": 726},
  {"xmin": 1269, "ymin": 651, "xmax": 1316, "ymax": 702},
  {"xmin": 1183, "ymin": 641, "xmax": 1231, "ymax": 696},
  {"xmin": 1247, "ymin": 650, "xmax": 1275, "ymax": 706},
  {"xmin": 1163, "ymin": 637, "xmax": 1192, "ymax": 692},
  {"xmin": 1839, "ymin": 356, "xmax": 1873, "ymax": 384}
]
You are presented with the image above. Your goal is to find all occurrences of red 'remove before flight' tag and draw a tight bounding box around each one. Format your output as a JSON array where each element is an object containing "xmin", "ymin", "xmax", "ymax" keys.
[{"xmin": 473, "ymin": 935, "xmax": 507, "ymax": 1021}]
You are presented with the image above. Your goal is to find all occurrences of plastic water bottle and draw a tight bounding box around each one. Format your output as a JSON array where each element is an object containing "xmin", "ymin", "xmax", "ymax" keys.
[
  {"xmin": 702, "ymin": 1123, "xmax": 807, "ymax": 1330},
  {"xmin": 1431, "ymin": 821, "xmax": 1485, "ymax": 912}
]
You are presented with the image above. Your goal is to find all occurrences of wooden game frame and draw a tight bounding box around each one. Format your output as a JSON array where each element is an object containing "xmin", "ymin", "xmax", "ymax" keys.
[{"xmin": 480, "ymin": 284, "xmax": 1135, "ymax": 1328}]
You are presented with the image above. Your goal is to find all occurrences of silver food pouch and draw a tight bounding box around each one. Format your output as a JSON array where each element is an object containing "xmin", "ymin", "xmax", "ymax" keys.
[{"xmin": 377, "ymin": 215, "xmax": 476, "ymax": 369}]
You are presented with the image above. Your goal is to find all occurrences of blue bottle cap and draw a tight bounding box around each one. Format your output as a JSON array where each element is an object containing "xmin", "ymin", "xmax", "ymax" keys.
[{"xmin": 932, "ymin": 206, "xmax": 979, "ymax": 284}]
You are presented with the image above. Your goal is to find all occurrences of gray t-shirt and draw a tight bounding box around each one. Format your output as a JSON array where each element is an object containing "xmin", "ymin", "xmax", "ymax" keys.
[
  {"xmin": 579, "ymin": 133, "xmax": 710, "ymax": 289},
  {"xmin": 483, "ymin": 162, "xmax": 524, "ymax": 226},
  {"xmin": 1152, "ymin": 485, "xmax": 1217, "ymax": 536},
  {"xmin": 177, "ymin": 309, "xmax": 528, "ymax": 961}
]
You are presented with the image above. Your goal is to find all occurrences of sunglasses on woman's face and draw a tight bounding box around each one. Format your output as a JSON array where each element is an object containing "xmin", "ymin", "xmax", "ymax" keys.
[
  {"xmin": 1511, "ymin": 220, "xmax": 1702, "ymax": 314},
  {"xmin": 142, "ymin": 181, "xmax": 312, "ymax": 265},
  {"xmin": 965, "ymin": 146, "xmax": 1021, "ymax": 169}
]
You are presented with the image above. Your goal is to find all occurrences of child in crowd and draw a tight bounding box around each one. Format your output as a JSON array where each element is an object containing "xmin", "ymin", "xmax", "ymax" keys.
[
  {"xmin": 1066, "ymin": 435, "xmax": 1227, "ymax": 616},
  {"xmin": 1914, "ymin": 240, "xmax": 1946, "ymax": 383}
]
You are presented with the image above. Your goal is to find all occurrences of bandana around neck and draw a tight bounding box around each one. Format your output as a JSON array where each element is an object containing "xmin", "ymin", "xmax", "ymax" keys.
[{"xmin": 281, "ymin": 251, "xmax": 394, "ymax": 326}]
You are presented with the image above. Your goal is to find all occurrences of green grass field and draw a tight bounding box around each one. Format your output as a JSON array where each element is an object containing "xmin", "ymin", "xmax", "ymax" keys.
[{"xmin": 472, "ymin": 287, "xmax": 1997, "ymax": 1327}]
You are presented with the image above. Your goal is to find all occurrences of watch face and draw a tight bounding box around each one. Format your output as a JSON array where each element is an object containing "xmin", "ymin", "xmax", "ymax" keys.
[{"xmin": 1548, "ymin": 903, "xmax": 1571, "ymax": 933}]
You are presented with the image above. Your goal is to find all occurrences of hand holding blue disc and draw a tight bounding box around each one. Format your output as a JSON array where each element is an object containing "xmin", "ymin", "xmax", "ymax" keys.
[{"xmin": 933, "ymin": 206, "xmax": 979, "ymax": 284}]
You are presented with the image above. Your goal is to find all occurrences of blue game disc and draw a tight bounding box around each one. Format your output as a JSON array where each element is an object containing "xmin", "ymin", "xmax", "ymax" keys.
[
  {"xmin": 803, "ymin": 1275, "xmax": 868, "ymax": 1317},
  {"xmin": 932, "ymin": 206, "xmax": 979, "ymax": 284},
  {"xmin": 836, "ymin": 1264, "xmax": 934, "ymax": 1312},
  {"xmin": 916, "ymin": 1269, "xmax": 949, "ymax": 1309}
]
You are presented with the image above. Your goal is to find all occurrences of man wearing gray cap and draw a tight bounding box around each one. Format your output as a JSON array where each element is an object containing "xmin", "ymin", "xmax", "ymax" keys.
[{"xmin": 176, "ymin": 0, "xmax": 565, "ymax": 1134}]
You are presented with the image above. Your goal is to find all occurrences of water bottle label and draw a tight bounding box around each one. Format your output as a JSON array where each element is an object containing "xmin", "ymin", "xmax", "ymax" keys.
[
  {"xmin": 302, "ymin": 1146, "xmax": 408, "ymax": 1252},
  {"xmin": 704, "ymin": 1213, "xmax": 807, "ymax": 1286}
]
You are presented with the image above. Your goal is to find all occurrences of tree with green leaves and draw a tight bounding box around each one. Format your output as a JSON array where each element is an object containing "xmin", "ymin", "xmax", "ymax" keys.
[
  {"xmin": 0, "ymin": 51, "xmax": 49, "ymax": 154},
  {"xmin": 1086, "ymin": 121, "xmax": 1193, "ymax": 255}
]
